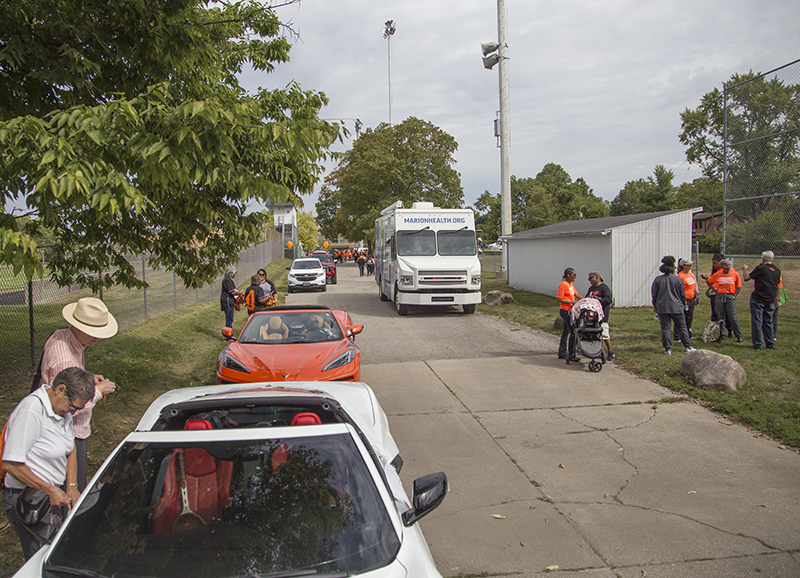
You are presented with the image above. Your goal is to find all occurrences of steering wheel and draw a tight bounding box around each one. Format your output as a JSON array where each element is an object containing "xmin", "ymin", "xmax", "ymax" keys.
[{"xmin": 303, "ymin": 328, "xmax": 331, "ymax": 341}]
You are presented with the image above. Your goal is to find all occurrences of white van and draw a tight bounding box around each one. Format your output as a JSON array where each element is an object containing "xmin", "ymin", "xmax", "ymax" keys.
[{"xmin": 375, "ymin": 201, "xmax": 481, "ymax": 315}]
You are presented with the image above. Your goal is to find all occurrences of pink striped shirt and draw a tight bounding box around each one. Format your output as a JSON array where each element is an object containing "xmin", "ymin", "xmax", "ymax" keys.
[{"xmin": 40, "ymin": 328, "xmax": 103, "ymax": 439}]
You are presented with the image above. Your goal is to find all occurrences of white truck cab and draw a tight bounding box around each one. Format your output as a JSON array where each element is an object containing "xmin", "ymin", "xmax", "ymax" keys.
[{"xmin": 375, "ymin": 201, "xmax": 481, "ymax": 315}]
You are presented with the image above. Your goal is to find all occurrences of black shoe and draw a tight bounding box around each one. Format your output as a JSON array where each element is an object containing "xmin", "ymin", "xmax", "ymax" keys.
[
  {"xmin": 728, "ymin": 331, "xmax": 733, "ymax": 338},
  {"xmin": 736, "ymin": 336, "xmax": 743, "ymax": 342},
  {"xmin": 568, "ymin": 356, "xmax": 582, "ymax": 362},
  {"xmin": 766, "ymin": 345, "xmax": 775, "ymax": 349},
  {"xmin": 607, "ymin": 352, "xmax": 616, "ymax": 362},
  {"xmin": 753, "ymin": 345, "xmax": 763, "ymax": 350},
  {"xmin": 557, "ymin": 354, "xmax": 566, "ymax": 359}
]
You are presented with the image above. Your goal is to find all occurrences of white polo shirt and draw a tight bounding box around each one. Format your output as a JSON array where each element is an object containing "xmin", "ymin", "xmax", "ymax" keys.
[{"xmin": 2, "ymin": 386, "xmax": 75, "ymax": 490}]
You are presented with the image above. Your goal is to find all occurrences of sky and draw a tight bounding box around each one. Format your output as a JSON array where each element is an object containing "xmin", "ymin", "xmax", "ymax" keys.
[{"xmin": 246, "ymin": 0, "xmax": 800, "ymax": 213}]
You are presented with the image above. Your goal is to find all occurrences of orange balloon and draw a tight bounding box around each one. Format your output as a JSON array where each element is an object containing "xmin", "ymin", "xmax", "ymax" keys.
[
  {"xmin": 323, "ymin": 241, "xmax": 329, "ymax": 249},
  {"xmin": 286, "ymin": 241, "xmax": 293, "ymax": 249}
]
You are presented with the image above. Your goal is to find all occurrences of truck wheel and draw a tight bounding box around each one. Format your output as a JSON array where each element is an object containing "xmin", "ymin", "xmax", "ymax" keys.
[
  {"xmin": 321, "ymin": 284, "xmax": 327, "ymax": 292},
  {"xmin": 394, "ymin": 286, "xmax": 408, "ymax": 316},
  {"xmin": 463, "ymin": 304, "xmax": 476, "ymax": 314},
  {"xmin": 287, "ymin": 286, "xmax": 293, "ymax": 294}
]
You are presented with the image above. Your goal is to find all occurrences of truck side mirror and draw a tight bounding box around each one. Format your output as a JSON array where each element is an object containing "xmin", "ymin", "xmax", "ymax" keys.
[{"xmin": 402, "ymin": 472, "xmax": 448, "ymax": 527}]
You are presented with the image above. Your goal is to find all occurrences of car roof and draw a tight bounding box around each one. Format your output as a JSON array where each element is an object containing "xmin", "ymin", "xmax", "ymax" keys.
[
  {"xmin": 293, "ymin": 258, "xmax": 321, "ymax": 262},
  {"xmin": 252, "ymin": 305, "xmax": 333, "ymax": 313}
]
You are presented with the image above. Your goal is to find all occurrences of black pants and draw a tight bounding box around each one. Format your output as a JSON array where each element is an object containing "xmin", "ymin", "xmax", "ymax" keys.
[
  {"xmin": 674, "ymin": 299, "xmax": 696, "ymax": 340},
  {"xmin": 558, "ymin": 309, "xmax": 576, "ymax": 358}
]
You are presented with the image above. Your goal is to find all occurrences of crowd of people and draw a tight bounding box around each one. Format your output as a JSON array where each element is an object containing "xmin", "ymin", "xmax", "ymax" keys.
[{"xmin": 556, "ymin": 250, "xmax": 785, "ymax": 359}]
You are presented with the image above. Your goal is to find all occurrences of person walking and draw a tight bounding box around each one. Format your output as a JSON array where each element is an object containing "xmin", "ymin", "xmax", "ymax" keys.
[
  {"xmin": 585, "ymin": 271, "xmax": 615, "ymax": 361},
  {"xmin": 651, "ymin": 256, "xmax": 694, "ymax": 355},
  {"xmin": 676, "ymin": 258, "xmax": 698, "ymax": 340},
  {"xmin": 2, "ymin": 367, "xmax": 95, "ymax": 559},
  {"xmin": 556, "ymin": 268, "xmax": 583, "ymax": 363},
  {"xmin": 38, "ymin": 298, "xmax": 118, "ymax": 492},
  {"xmin": 220, "ymin": 267, "xmax": 239, "ymax": 335},
  {"xmin": 356, "ymin": 252, "xmax": 367, "ymax": 277},
  {"xmin": 741, "ymin": 251, "xmax": 781, "ymax": 350},
  {"xmin": 705, "ymin": 258, "xmax": 742, "ymax": 342}
]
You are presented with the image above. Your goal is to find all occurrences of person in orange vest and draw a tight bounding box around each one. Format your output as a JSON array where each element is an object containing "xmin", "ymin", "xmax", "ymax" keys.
[
  {"xmin": 705, "ymin": 258, "xmax": 742, "ymax": 342},
  {"xmin": 556, "ymin": 268, "xmax": 583, "ymax": 362},
  {"xmin": 676, "ymin": 258, "xmax": 698, "ymax": 340}
]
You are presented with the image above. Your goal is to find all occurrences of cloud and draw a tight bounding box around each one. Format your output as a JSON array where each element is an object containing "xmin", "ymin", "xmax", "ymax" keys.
[{"xmin": 245, "ymin": 0, "xmax": 799, "ymax": 211}]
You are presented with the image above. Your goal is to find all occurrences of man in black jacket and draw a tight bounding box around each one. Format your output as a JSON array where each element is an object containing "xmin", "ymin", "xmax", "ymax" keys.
[{"xmin": 585, "ymin": 271, "xmax": 615, "ymax": 361}]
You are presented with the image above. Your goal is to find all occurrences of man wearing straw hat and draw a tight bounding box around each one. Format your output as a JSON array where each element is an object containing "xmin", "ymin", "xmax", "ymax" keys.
[{"xmin": 38, "ymin": 297, "xmax": 118, "ymax": 491}]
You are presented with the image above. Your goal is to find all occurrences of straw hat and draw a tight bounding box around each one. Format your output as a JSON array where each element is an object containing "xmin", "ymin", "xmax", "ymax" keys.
[{"xmin": 62, "ymin": 297, "xmax": 118, "ymax": 339}]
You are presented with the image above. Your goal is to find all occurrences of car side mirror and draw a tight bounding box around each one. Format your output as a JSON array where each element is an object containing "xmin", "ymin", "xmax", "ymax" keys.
[
  {"xmin": 402, "ymin": 472, "xmax": 448, "ymax": 527},
  {"xmin": 221, "ymin": 327, "xmax": 234, "ymax": 339},
  {"xmin": 285, "ymin": 267, "xmax": 291, "ymax": 270},
  {"xmin": 348, "ymin": 324, "xmax": 364, "ymax": 338}
]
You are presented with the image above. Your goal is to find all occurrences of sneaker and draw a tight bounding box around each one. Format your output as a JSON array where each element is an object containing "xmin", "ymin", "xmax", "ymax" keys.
[
  {"xmin": 664, "ymin": 349, "xmax": 672, "ymax": 355},
  {"xmin": 607, "ymin": 352, "xmax": 616, "ymax": 362},
  {"xmin": 736, "ymin": 336, "xmax": 743, "ymax": 343},
  {"xmin": 685, "ymin": 347, "xmax": 696, "ymax": 353}
]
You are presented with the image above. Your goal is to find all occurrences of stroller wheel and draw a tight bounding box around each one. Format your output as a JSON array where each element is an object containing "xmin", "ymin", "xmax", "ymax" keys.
[{"xmin": 589, "ymin": 360, "xmax": 602, "ymax": 373}]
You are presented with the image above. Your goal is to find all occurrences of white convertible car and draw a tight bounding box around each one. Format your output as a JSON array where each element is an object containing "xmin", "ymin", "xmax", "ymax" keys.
[{"xmin": 14, "ymin": 382, "xmax": 448, "ymax": 578}]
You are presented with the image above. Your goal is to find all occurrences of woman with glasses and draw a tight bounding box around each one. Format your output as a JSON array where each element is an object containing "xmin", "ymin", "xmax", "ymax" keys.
[{"xmin": 2, "ymin": 367, "xmax": 95, "ymax": 560}]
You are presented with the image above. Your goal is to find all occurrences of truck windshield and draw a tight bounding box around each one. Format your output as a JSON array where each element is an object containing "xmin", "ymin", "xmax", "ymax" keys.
[
  {"xmin": 438, "ymin": 228, "xmax": 477, "ymax": 256},
  {"xmin": 397, "ymin": 229, "xmax": 436, "ymax": 256}
]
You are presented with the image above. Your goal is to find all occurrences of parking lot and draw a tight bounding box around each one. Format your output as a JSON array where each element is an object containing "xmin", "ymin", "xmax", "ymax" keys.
[{"xmin": 290, "ymin": 261, "xmax": 800, "ymax": 577}]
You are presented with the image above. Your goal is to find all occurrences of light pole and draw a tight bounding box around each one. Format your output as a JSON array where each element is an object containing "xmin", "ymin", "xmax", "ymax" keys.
[
  {"xmin": 384, "ymin": 20, "xmax": 396, "ymax": 125},
  {"xmin": 481, "ymin": 0, "xmax": 511, "ymax": 276}
]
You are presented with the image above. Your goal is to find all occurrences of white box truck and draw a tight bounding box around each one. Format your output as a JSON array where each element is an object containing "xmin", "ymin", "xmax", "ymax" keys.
[{"xmin": 375, "ymin": 201, "xmax": 481, "ymax": 315}]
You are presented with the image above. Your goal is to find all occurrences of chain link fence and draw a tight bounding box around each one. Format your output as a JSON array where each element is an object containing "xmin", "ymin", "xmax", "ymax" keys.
[
  {"xmin": 723, "ymin": 58, "xmax": 800, "ymax": 321},
  {"xmin": 0, "ymin": 230, "xmax": 283, "ymax": 396}
]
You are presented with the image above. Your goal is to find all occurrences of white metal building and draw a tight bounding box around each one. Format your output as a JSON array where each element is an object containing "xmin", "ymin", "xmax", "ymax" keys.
[{"xmin": 504, "ymin": 208, "xmax": 702, "ymax": 307}]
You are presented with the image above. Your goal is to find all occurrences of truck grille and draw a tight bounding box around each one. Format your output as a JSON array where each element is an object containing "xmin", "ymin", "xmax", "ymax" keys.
[{"xmin": 418, "ymin": 270, "xmax": 468, "ymax": 286}]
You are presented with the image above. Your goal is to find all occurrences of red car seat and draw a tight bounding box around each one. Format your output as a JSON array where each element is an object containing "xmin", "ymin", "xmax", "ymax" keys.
[
  {"xmin": 151, "ymin": 419, "xmax": 233, "ymax": 533},
  {"xmin": 290, "ymin": 412, "xmax": 322, "ymax": 426}
]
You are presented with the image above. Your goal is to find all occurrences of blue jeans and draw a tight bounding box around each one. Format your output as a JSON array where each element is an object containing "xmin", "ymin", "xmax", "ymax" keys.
[
  {"xmin": 224, "ymin": 307, "xmax": 234, "ymax": 328},
  {"xmin": 750, "ymin": 299, "xmax": 775, "ymax": 348}
]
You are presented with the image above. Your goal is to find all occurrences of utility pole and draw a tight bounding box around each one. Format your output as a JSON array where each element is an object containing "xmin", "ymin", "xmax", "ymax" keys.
[
  {"xmin": 384, "ymin": 20, "xmax": 396, "ymax": 125},
  {"xmin": 481, "ymin": 1, "xmax": 511, "ymax": 275}
]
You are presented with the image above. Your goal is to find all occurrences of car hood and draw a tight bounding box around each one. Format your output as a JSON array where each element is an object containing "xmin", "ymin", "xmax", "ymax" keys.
[{"xmin": 228, "ymin": 340, "xmax": 355, "ymax": 380}]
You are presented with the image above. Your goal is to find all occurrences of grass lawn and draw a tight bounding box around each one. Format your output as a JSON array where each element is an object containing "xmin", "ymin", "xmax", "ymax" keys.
[
  {"xmin": 1, "ymin": 256, "xmax": 798, "ymax": 575},
  {"xmin": 477, "ymin": 267, "xmax": 800, "ymax": 449}
]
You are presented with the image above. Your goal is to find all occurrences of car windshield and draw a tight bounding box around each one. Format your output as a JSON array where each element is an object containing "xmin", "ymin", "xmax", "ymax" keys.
[
  {"xmin": 437, "ymin": 229, "xmax": 477, "ymax": 256},
  {"xmin": 396, "ymin": 229, "xmax": 436, "ymax": 256},
  {"xmin": 46, "ymin": 431, "xmax": 400, "ymax": 578},
  {"xmin": 311, "ymin": 253, "xmax": 333, "ymax": 265},
  {"xmin": 292, "ymin": 260, "xmax": 321, "ymax": 270},
  {"xmin": 239, "ymin": 311, "xmax": 344, "ymax": 344}
]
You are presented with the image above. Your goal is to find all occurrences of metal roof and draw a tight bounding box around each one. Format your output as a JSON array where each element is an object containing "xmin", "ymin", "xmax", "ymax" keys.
[{"xmin": 504, "ymin": 208, "xmax": 702, "ymax": 239}]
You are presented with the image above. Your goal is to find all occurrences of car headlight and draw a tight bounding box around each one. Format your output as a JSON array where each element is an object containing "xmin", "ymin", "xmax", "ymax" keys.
[
  {"xmin": 219, "ymin": 351, "xmax": 250, "ymax": 374},
  {"xmin": 323, "ymin": 349, "xmax": 357, "ymax": 372},
  {"xmin": 400, "ymin": 275, "xmax": 413, "ymax": 286}
]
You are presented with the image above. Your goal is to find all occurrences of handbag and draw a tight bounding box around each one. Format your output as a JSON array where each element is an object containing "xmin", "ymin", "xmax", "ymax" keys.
[
  {"xmin": 702, "ymin": 320, "xmax": 721, "ymax": 343},
  {"xmin": 15, "ymin": 487, "xmax": 64, "ymax": 545}
]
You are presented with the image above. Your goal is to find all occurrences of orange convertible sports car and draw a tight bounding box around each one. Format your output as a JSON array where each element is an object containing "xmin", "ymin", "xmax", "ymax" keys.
[{"xmin": 217, "ymin": 305, "xmax": 363, "ymax": 384}]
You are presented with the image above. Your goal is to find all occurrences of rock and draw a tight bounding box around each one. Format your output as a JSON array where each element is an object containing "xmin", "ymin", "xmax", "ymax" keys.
[
  {"xmin": 484, "ymin": 290, "xmax": 514, "ymax": 306},
  {"xmin": 553, "ymin": 315, "xmax": 564, "ymax": 331},
  {"xmin": 679, "ymin": 349, "xmax": 747, "ymax": 392}
]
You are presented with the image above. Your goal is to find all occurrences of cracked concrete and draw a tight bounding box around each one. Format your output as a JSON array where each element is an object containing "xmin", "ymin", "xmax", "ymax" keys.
[
  {"xmin": 363, "ymin": 354, "xmax": 800, "ymax": 577},
  {"xmin": 294, "ymin": 265, "xmax": 800, "ymax": 577}
]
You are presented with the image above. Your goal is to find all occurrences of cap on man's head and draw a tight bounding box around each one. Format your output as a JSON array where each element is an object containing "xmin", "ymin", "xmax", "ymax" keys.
[
  {"xmin": 680, "ymin": 258, "xmax": 693, "ymax": 266},
  {"xmin": 62, "ymin": 297, "xmax": 118, "ymax": 339}
]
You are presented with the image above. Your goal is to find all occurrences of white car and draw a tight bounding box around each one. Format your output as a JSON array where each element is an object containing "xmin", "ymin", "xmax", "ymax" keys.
[
  {"xmin": 13, "ymin": 382, "xmax": 447, "ymax": 578},
  {"xmin": 287, "ymin": 257, "xmax": 327, "ymax": 293},
  {"xmin": 484, "ymin": 241, "xmax": 502, "ymax": 252}
]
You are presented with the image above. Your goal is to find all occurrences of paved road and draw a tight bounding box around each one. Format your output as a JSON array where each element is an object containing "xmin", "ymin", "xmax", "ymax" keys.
[{"xmin": 287, "ymin": 261, "xmax": 800, "ymax": 577}]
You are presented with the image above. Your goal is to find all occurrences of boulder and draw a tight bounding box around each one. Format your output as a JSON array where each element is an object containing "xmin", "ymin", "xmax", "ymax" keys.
[
  {"xmin": 679, "ymin": 349, "xmax": 746, "ymax": 392},
  {"xmin": 484, "ymin": 290, "xmax": 514, "ymax": 306}
]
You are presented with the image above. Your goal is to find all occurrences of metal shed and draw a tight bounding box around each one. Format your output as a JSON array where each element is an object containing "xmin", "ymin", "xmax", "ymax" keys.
[{"xmin": 504, "ymin": 208, "xmax": 701, "ymax": 307}]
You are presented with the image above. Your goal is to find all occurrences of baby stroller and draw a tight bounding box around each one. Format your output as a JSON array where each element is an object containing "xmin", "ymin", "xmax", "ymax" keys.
[{"xmin": 570, "ymin": 298, "xmax": 605, "ymax": 372}]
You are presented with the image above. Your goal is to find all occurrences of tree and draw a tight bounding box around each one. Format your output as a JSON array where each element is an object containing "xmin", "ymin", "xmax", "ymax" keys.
[
  {"xmin": 675, "ymin": 177, "xmax": 722, "ymax": 213},
  {"xmin": 609, "ymin": 165, "xmax": 676, "ymax": 216},
  {"xmin": 679, "ymin": 71, "xmax": 800, "ymax": 220},
  {"xmin": 295, "ymin": 211, "xmax": 320, "ymax": 254},
  {"xmin": 315, "ymin": 117, "xmax": 463, "ymax": 247},
  {"xmin": 472, "ymin": 190, "xmax": 501, "ymax": 241},
  {"xmin": 0, "ymin": 0, "xmax": 340, "ymax": 289}
]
